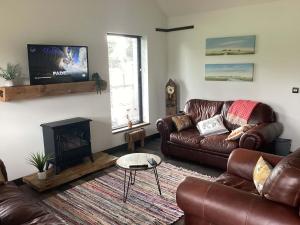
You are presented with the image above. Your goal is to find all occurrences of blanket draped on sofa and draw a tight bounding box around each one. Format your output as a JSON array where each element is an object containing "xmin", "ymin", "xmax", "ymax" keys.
[{"xmin": 226, "ymin": 100, "xmax": 258, "ymax": 126}]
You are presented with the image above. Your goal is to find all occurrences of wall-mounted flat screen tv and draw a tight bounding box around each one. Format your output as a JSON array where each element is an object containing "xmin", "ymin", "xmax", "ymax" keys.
[{"xmin": 27, "ymin": 44, "xmax": 89, "ymax": 85}]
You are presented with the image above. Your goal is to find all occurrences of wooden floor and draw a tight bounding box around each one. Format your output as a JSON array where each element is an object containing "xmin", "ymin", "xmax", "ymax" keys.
[{"xmin": 19, "ymin": 137, "xmax": 223, "ymax": 225}]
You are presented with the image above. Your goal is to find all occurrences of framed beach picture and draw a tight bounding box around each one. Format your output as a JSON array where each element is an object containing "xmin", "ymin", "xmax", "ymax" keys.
[
  {"xmin": 206, "ymin": 35, "xmax": 256, "ymax": 56},
  {"xmin": 205, "ymin": 63, "xmax": 254, "ymax": 82}
]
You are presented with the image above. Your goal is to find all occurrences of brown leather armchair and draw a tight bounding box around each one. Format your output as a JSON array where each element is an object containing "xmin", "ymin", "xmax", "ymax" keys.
[
  {"xmin": 157, "ymin": 99, "xmax": 283, "ymax": 169},
  {"xmin": 176, "ymin": 148, "xmax": 300, "ymax": 225},
  {"xmin": 0, "ymin": 159, "xmax": 62, "ymax": 225}
]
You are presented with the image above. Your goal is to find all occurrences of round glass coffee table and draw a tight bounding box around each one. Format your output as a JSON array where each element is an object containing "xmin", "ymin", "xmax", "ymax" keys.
[{"xmin": 116, "ymin": 153, "xmax": 162, "ymax": 202}]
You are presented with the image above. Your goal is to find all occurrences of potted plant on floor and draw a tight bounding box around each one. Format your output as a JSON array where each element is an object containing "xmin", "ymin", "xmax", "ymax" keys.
[
  {"xmin": 0, "ymin": 63, "xmax": 22, "ymax": 87},
  {"xmin": 28, "ymin": 152, "xmax": 51, "ymax": 180}
]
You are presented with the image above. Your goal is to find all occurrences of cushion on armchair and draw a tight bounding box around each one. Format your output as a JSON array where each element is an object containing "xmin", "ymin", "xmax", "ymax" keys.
[
  {"xmin": 262, "ymin": 150, "xmax": 300, "ymax": 207},
  {"xmin": 253, "ymin": 156, "xmax": 273, "ymax": 195}
]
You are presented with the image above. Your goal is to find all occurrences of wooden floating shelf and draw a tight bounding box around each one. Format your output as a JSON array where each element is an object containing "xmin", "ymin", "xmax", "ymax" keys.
[
  {"xmin": 0, "ymin": 81, "xmax": 96, "ymax": 102},
  {"xmin": 23, "ymin": 152, "xmax": 118, "ymax": 192}
]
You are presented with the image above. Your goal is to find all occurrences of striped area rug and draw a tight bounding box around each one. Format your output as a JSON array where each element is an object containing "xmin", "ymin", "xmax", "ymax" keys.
[{"xmin": 43, "ymin": 162, "xmax": 216, "ymax": 225}]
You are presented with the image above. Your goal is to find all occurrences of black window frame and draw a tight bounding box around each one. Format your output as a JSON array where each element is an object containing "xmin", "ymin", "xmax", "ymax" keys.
[{"xmin": 107, "ymin": 33, "xmax": 143, "ymax": 130}]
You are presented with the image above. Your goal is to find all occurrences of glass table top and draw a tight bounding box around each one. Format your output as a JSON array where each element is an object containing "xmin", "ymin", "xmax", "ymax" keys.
[{"xmin": 116, "ymin": 153, "xmax": 161, "ymax": 170}]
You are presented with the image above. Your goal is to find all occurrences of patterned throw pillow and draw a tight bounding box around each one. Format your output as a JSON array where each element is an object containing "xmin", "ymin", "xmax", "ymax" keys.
[
  {"xmin": 172, "ymin": 115, "xmax": 193, "ymax": 132},
  {"xmin": 253, "ymin": 156, "xmax": 273, "ymax": 195},
  {"xmin": 196, "ymin": 115, "xmax": 229, "ymax": 137},
  {"xmin": 226, "ymin": 124, "xmax": 256, "ymax": 141}
]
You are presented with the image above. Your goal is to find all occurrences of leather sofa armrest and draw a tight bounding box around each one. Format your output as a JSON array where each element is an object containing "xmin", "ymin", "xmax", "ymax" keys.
[
  {"xmin": 227, "ymin": 148, "xmax": 283, "ymax": 181},
  {"xmin": 0, "ymin": 159, "xmax": 8, "ymax": 182},
  {"xmin": 239, "ymin": 122, "xmax": 283, "ymax": 150},
  {"xmin": 156, "ymin": 115, "xmax": 180, "ymax": 155},
  {"xmin": 156, "ymin": 113, "xmax": 185, "ymax": 140},
  {"xmin": 156, "ymin": 115, "xmax": 176, "ymax": 141},
  {"xmin": 177, "ymin": 176, "xmax": 300, "ymax": 225}
]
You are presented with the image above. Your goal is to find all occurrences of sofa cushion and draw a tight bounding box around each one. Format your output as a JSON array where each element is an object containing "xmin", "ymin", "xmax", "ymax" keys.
[
  {"xmin": 226, "ymin": 124, "xmax": 256, "ymax": 141},
  {"xmin": 200, "ymin": 134, "xmax": 239, "ymax": 155},
  {"xmin": 262, "ymin": 149, "xmax": 300, "ymax": 207},
  {"xmin": 0, "ymin": 183, "xmax": 62, "ymax": 224},
  {"xmin": 184, "ymin": 99, "xmax": 224, "ymax": 125},
  {"xmin": 253, "ymin": 156, "xmax": 273, "ymax": 195},
  {"xmin": 172, "ymin": 115, "xmax": 193, "ymax": 132},
  {"xmin": 196, "ymin": 114, "xmax": 229, "ymax": 137},
  {"xmin": 216, "ymin": 172, "xmax": 259, "ymax": 195},
  {"xmin": 0, "ymin": 183, "xmax": 48, "ymax": 225},
  {"xmin": 170, "ymin": 128, "xmax": 203, "ymax": 148}
]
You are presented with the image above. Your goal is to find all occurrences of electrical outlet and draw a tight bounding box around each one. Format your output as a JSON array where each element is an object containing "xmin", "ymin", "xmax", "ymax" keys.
[{"xmin": 292, "ymin": 87, "xmax": 299, "ymax": 93}]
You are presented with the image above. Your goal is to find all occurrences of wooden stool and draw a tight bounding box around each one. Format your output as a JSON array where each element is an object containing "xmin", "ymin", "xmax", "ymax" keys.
[{"xmin": 125, "ymin": 128, "xmax": 146, "ymax": 151}]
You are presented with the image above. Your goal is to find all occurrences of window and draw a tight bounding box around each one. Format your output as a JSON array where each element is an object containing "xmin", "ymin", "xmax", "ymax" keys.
[{"xmin": 107, "ymin": 34, "xmax": 143, "ymax": 130}]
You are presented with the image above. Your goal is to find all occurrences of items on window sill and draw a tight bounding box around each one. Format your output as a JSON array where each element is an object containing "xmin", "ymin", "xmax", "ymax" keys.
[
  {"xmin": 126, "ymin": 112, "xmax": 133, "ymax": 129},
  {"xmin": 128, "ymin": 120, "xmax": 133, "ymax": 129},
  {"xmin": 91, "ymin": 73, "xmax": 107, "ymax": 94},
  {"xmin": 126, "ymin": 108, "xmax": 138, "ymax": 129}
]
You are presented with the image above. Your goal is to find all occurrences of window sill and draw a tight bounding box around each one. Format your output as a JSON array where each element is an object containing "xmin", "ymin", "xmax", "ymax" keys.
[{"xmin": 112, "ymin": 122, "xmax": 150, "ymax": 134}]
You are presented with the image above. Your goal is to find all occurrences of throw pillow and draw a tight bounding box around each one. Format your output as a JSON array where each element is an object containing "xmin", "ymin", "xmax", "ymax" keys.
[
  {"xmin": 172, "ymin": 115, "xmax": 193, "ymax": 132},
  {"xmin": 226, "ymin": 124, "xmax": 256, "ymax": 141},
  {"xmin": 253, "ymin": 156, "xmax": 273, "ymax": 195},
  {"xmin": 196, "ymin": 115, "xmax": 229, "ymax": 137}
]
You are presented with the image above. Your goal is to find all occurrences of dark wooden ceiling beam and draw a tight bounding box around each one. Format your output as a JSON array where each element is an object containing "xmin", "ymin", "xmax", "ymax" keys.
[{"xmin": 156, "ymin": 25, "xmax": 194, "ymax": 32}]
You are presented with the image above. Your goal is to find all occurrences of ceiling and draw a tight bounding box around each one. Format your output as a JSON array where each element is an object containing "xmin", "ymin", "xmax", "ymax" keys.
[{"xmin": 155, "ymin": 0, "xmax": 279, "ymax": 17}]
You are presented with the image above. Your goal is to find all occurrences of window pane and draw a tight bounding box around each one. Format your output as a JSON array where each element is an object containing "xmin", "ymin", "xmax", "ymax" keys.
[{"xmin": 107, "ymin": 35, "xmax": 141, "ymax": 129}]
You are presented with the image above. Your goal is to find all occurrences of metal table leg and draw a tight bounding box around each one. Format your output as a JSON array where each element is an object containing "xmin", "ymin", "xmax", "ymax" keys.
[
  {"xmin": 153, "ymin": 167, "xmax": 162, "ymax": 195},
  {"xmin": 131, "ymin": 170, "xmax": 136, "ymax": 185},
  {"xmin": 123, "ymin": 170, "xmax": 136, "ymax": 202}
]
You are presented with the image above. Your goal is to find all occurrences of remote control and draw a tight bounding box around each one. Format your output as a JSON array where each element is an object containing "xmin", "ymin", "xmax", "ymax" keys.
[
  {"xmin": 129, "ymin": 164, "xmax": 148, "ymax": 168},
  {"xmin": 147, "ymin": 158, "xmax": 157, "ymax": 166}
]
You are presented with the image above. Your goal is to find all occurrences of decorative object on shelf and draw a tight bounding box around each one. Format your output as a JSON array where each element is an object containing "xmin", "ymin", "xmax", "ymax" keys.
[
  {"xmin": 0, "ymin": 63, "xmax": 22, "ymax": 87},
  {"xmin": 205, "ymin": 63, "xmax": 254, "ymax": 82},
  {"xmin": 27, "ymin": 152, "xmax": 51, "ymax": 180},
  {"xmin": 91, "ymin": 73, "xmax": 107, "ymax": 94},
  {"xmin": 206, "ymin": 35, "xmax": 256, "ymax": 56},
  {"xmin": 166, "ymin": 79, "xmax": 177, "ymax": 116}
]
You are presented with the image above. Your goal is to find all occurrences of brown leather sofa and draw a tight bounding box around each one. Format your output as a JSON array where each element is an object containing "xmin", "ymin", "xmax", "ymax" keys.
[
  {"xmin": 176, "ymin": 148, "xmax": 300, "ymax": 225},
  {"xmin": 0, "ymin": 160, "xmax": 62, "ymax": 225},
  {"xmin": 156, "ymin": 99, "xmax": 283, "ymax": 169}
]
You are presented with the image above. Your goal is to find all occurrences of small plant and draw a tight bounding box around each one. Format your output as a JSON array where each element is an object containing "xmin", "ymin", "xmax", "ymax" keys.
[
  {"xmin": 28, "ymin": 152, "xmax": 51, "ymax": 172},
  {"xmin": 91, "ymin": 73, "xmax": 108, "ymax": 94},
  {"xmin": 0, "ymin": 63, "xmax": 21, "ymax": 80}
]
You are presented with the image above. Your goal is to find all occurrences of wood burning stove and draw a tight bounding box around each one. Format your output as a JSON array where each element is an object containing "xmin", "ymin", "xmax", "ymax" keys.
[{"xmin": 41, "ymin": 117, "xmax": 94, "ymax": 174}]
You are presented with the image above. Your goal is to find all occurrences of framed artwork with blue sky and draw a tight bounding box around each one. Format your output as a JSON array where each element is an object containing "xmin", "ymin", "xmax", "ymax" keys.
[
  {"xmin": 206, "ymin": 35, "xmax": 256, "ymax": 56},
  {"xmin": 205, "ymin": 63, "xmax": 254, "ymax": 82}
]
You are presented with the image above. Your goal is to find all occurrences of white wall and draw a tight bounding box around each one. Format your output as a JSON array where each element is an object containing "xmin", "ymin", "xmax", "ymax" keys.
[
  {"xmin": 167, "ymin": 0, "xmax": 300, "ymax": 151},
  {"xmin": 0, "ymin": 0, "xmax": 167, "ymax": 180}
]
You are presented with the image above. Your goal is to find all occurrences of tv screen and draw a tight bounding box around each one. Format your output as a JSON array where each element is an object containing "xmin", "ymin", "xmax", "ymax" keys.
[{"xmin": 27, "ymin": 44, "xmax": 89, "ymax": 85}]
